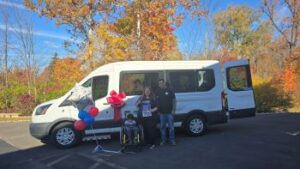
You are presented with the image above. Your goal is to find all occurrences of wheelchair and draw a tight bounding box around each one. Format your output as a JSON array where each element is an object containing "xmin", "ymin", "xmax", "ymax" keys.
[{"xmin": 119, "ymin": 114, "xmax": 145, "ymax": 151}]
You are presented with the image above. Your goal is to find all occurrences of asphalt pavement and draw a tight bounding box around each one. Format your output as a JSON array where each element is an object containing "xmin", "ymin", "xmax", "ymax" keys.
[{"xmin": 0, "ymin": 113, "xmax": 300, "ymax": 169}]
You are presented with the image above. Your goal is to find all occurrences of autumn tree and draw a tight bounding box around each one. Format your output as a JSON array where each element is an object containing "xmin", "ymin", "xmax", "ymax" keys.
[
  {"xmin": 13, "ymin": 11, "xmax": 39, "ymax": 102},
  {"xmin": 262, "ymin": 0, "xmax": 300, "ymax": 110},
  {"xmin": 52, "ymin": 57, "xmax": 83, "ymax": 84},
  {"xmin": 24, "ymin": 0, "xmax": 122, "ymax": 45},
  {"xmin": 214, "ymin": 5, "xmax": 273, "ymax": 73},
  {"xmin": 36, "ymin": 57, "xmax": 84, "ymax": 102},
  {"xmin": 262, "ymin": 0, "xmax": 300, "ymax": 63},
  {"xmin": 24, "ymin": 0, "xmax": 206, "ymax": 67}
]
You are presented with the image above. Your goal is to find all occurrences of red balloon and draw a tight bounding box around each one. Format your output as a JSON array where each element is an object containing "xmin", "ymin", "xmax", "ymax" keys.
[
  {"xmin": 89, "ymin": 107, "xmax": 99, "ymax": 117},
  {"xmin": 74, "ymin": 120, "xmax": 87, "ymax": 131}
]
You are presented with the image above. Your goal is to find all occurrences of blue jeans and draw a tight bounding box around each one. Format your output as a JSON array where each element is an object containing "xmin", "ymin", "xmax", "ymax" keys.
[{"xmin": 160, "ymin": 114, "xmax": 175, "ymax": 142}]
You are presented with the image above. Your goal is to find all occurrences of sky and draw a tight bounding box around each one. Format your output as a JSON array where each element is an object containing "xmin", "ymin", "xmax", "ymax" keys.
[{"xmin": 0, "ymin": 0, "xmax": 262, "ymax": 69}]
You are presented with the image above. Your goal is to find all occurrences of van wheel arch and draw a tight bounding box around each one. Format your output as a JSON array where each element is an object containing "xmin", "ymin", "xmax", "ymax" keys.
[
  {"xmin": 184, "ymin": 110, "xmax": 207, "ymax": 136},
  {"xmin": 49, "ymin": 120, "xmax": 76, "ymax": 136}
]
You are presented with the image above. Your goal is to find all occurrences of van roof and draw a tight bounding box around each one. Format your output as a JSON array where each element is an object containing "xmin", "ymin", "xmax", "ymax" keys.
[
  {"xmin": 99, "ymin": 60, "xmax": 219, "ymax": 71},
  {"xmin": 83, "ymin": 60, "xmax": 220, "ymax": 83}
]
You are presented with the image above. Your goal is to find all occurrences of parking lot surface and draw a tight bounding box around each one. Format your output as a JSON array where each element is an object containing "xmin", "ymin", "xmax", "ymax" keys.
[{"xmin": 0, "ymin": 113, "xmax": 300, "ymax": 169}]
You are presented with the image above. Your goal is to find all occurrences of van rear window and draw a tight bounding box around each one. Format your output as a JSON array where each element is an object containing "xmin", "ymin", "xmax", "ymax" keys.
[{"xmin": 227, "ymin": 66, "xmax": 252, "ymax": 91}]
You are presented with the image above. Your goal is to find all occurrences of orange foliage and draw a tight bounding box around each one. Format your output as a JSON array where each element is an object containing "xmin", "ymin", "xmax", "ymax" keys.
[
  {"xmin": 52, "ymin": 57, "xmax": 83, "ymax": 83},
  {"xmin": 281, "ymin": 68, "xmax": 297, "ymax": 93},
  {"xmin": 25, "ymin": 0, "xmax": 206, "ymax": 63},
  {"xmin": 273, "ymin": 66, "xmax": 297, "ymax": 95}
]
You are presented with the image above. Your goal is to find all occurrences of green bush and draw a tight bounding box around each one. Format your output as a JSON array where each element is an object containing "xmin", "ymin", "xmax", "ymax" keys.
[{"xmin": 254, "ymin": 82, "xmax": 293, "ymax": 112}]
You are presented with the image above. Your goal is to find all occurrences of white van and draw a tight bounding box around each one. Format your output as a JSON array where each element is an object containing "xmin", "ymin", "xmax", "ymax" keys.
[{"xmin": 30, "ymin": 60, "xmax": 255, "ymax": 148}]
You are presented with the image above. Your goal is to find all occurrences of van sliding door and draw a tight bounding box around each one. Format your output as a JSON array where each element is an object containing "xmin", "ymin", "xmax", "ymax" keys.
[{"xmin": 224, "ymin": 60, "xmax": 256, "ymax": 119}]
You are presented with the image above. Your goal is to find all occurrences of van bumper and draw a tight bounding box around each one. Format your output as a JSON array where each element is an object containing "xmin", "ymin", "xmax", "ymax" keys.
[{"xmin": 29, "ymin": 122, "xmax": 50, "ymax": 140}]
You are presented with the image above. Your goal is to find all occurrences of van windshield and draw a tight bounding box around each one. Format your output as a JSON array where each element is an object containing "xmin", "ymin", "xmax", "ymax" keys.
[{"xmin": 60, "ymin": 82, "xmax": 93, "ymax": 109}]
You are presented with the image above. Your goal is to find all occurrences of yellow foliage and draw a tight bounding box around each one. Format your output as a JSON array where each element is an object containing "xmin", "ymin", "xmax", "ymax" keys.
[
  {"xmin": 52, "ymin": 57, "xmax": 83, "ymax": 83},
  {"xmin": 252, "ymin": 75, "xmax": 272, "ymax": 86}
]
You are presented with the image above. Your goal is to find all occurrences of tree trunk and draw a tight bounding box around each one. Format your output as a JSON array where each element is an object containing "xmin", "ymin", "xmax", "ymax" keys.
[{"xmin": 4, "ymin": 16, "xmax": 9, "ymax": 113}]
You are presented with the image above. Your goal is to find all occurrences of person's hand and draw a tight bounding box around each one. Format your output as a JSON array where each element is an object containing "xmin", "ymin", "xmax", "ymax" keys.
[{"xmin": 135, "ymin": 99, "xmax": 141, "ymax": 107}]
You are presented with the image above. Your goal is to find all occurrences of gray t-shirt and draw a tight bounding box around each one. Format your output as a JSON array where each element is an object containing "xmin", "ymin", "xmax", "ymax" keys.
[{"xmin": 124, "ymin": 119, "xmax": 137, "ymax": 127}]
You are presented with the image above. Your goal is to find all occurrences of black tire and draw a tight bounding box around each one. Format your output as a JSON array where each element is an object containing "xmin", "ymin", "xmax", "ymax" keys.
[
  {"xmin": 120, "ymin": 127, "xmax": 127, "ymax": 146},
  {"xmin": 51, "ymin": 122, "xmax": 81, "ymax": 149},
  {"xmin": 185, "ymin": 114, "xmax": 207, "ymax": 136}
]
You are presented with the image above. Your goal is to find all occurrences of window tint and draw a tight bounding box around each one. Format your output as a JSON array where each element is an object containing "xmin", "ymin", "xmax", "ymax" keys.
[
  {"xmin": 167, "ymin": 69, "xmax": 215, "ymax": 93},
  {"xmin": 120, "ymin": 72, "xmax": 163, "ymax": 96},
  {"xmin": 227, "ymin": 66, "xmax": 251, "ymax": 91},
  {"xmin": 196, "ymin": 70, "xmax": 215, "ymax": 91},
  {"xmin": 168, "ymin": 71, "xmax": 196, "ymax": 93},
  {"xmin": 92, "ymin": 76, "xmax": 108, "ymax": 100}
]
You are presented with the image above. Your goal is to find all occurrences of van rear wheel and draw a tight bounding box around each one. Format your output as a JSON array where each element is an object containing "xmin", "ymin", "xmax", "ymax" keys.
[
  {"xmin": 185, "ymin": 115, "xmax": 206, "ymax": 136},
  {"xmin": 51, "ymin": 122, "xmax": 80, "ymax": 149}
]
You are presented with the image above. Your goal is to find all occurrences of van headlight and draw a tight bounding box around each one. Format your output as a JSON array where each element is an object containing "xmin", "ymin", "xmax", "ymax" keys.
[{"xmin": 35, "ymin": 104, "xmax": 52, "ymax": 115}]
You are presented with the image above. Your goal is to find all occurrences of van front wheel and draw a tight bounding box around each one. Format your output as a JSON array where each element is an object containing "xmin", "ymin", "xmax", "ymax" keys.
[
  {"xmin": 51, "ymin": 122, "xmax": 80, "ymax": 149},
  {"xmin": 185, "ymin": 115, "xmax": 206, "ymax": 136}
]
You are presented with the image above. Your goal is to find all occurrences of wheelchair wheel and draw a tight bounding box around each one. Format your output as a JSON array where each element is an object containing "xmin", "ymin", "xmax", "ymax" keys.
[{"xmin": 120, "ymin": 127, "xmax": 128, "ymax": 146}]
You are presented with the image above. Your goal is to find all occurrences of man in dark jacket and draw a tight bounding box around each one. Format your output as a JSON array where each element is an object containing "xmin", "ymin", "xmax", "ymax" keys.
[{"xmin": 156, "ymin": 79, "xmax": 176, "ymax": 145}]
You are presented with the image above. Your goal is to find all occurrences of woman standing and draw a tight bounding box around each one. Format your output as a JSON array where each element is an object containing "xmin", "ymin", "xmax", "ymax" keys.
[{"xmin": 136, "ymin": 87, "xmax": 158, "ymax": 149}]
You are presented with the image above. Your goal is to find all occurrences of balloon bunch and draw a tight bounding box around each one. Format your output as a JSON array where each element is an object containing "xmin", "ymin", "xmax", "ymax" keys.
[
  {"xmin": 106, "ymin": 90, "xmax": 126, "ymax": 122},
  {"xmin": 74, "ymin": 106, "xmax": 99, "ymax": 131}
]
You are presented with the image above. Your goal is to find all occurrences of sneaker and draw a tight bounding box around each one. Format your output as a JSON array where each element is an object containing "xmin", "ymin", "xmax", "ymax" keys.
[
  {"xmin": 160, "ymin": 141, "xmax": 166, "ymax": 146},
  {"xmin": 170, "ymin": 141, "xmax": 176, "ymax": 146},
  {"xmin": 149, "ymin": 145, "xmax": 155, "ymax": 149}
]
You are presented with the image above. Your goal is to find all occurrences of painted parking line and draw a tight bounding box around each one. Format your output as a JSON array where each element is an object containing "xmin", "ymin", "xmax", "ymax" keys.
[
  {"xmin": 286, "ymin": 130, "xmax": 300, "ymax": 136},
  {"xmin": 79, "ymin": 153, "xmax": 128, "ymax": 169},
  {"xmin": 88, "ymin": 162, "xmax": 100, "ymax": 169},
  {"xmin": 46, "ymin": 154, "xmax": 71, "ymax": 167}
]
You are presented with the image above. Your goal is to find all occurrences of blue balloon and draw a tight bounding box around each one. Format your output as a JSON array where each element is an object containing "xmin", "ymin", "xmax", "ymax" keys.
[
  {"xmin": 78, "ymin": 110, "xmax": 88, "ymax": 120},
  {"xmin": 83, "ymin": 115, "xmax": 95, "ymax": 125}
]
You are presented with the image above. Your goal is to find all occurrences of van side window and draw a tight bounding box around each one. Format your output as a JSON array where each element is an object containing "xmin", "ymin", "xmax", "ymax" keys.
[
  {"xmin": 82, "ymin": 79, "xmax": 92, "ymax": 88},
  {"xmin": 120, "ymin": 72, "xmax": 163, "ymax": 96},
  {"xmin": 227, "ymin": 66, "xmax": 251, "ymax": 91},
  {"xmin": 92, "ymin": 76, "xmax": 108, "ymax": 100},
  {"xmin": 168, "ymin": 71, "xmax": 196, "ymax": 93},
  {"xmin": 196, "ymin": 70, "xmax": 215, "ymax": 91}
]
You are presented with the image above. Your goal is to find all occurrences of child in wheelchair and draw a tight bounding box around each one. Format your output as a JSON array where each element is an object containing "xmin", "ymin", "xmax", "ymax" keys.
[
  {"xmin": 120, "ymin": 113, "xmax": 144, "ymax": 148},
  {"xmin": 124, "ymin": 114, "xmax": 139, "ymax": 144}
]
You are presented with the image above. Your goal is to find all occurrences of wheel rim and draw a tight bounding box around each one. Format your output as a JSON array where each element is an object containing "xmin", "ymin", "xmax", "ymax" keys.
[
  {"xmin": 56, "ymin": 128, "xmax": 75, "ymax": 146},
  {"xmin": 189, "ymin": 118, "xmax": 204, "ymax": 134}
]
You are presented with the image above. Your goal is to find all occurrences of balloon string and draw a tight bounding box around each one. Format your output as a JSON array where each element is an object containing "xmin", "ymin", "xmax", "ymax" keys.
[{"xmin": 90, "ymin": 125, "xmax": 100, "ymax": 146}]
